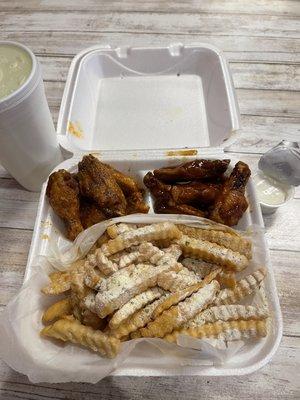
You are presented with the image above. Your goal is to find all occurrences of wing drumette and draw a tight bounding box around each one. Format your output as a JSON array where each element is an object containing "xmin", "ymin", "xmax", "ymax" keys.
[
  {"xmin": 209, "ymin": 161, "xmax": 251, "ymax": 226},
  {"xmin": 153, "ymin": 159, "xmax": 230, "ymax": 183},
  {"xmin": 46, "ymin": 170, "xmax": 83, "ymax": 240}
]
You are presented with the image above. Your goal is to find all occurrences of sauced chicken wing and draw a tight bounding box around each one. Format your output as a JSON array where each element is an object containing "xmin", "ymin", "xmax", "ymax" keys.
[
  {"xmin": 144, "ymin": 172, "xmax": 219, "ymax": 207},
  {"xmin": 210, "ymin": 161, "xmax": 251, "ymax": 226},
  {"xmin": 154, "ymin": 202, "xmax": 206, "ymax": 217},
  {"xmin": 77, "ymin": 155, "xmax": 127, "ymax": 217},
  {"xmin": 79, "ymin": 198, "xmax": 106, "ymax": 229},
  {"xmin": 46, "ymin": 170, "xmax": 83, "ymax": 240},
  {"xmin": 153, "ymin": 159, "xmax": 230, "ymax": 183}
]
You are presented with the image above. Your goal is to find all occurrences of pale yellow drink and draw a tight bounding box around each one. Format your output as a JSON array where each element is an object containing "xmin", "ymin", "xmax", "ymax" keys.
[{"xmin": 0, "ymin": 44, "xmax": 32, "ymax": 100}]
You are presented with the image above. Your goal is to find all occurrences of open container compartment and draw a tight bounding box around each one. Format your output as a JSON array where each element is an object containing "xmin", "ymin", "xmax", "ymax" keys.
[{"xmin": 23, "ymin": 44, "xmax": 281, "ymax": 377}]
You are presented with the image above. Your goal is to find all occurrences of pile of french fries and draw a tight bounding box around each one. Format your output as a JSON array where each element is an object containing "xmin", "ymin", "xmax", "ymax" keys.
[{"xmin": 41, "ymin": 221, "xmax": 269, "ymax": 358}]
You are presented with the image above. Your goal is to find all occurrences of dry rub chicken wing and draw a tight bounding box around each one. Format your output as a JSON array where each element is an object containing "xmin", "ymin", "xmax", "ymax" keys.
[
  {"xmin": 210, "ymin": 161, "xmax": 251, "ymax": 226},
  {"xmin": 79, "ymin": 198, "xmax": 106, "ymax": 229},
  {"xmin": 153, "ymin": 159, "xmax": 230, "ymax": 183},
  {"xmin": 46, "ymin": 170, "xmax": 83, "ymax": 240},
  {"xmin": 77, "ymin": 155, "xmax": 127, "ymax": 217},
  {"xmin": 106, "ymin": 165, "xmax": 149, "ymax": 214}
]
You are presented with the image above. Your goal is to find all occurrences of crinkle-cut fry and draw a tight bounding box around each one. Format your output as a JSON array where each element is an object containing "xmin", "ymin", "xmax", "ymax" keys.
[
  {"xmin": 178, "ymin": 235, "xmax": 249, "ymax": 272},
  {"xmin": 70, "ymin": 273, "xmax": 103, "ymax": 329},
  {"xmin": 84, "ymin": 263, "xmax": 105, "ymax": 290},
  {"xmin": 107, "ymin": 223, "xmax": 135, "ymax": 239},
  {"xmin": 163, "ymin": 244, "xmax": 182, "ymax": 261},
  {"xmin": 214, "ymin": 268, "xmax": 267, "ymax": 305},
  {"xmin": 165, "ymin": 319, "xmax": 267, "ymax": 343},
  {"xmin": 41, "ymin": 317, "xmax": 120, "ymax": 358},
  {"xmin": 109, "ymin": 250, "xmax": 129, "ymax": 263},
  {"xmin": 216, "ymin": 271, "xmax": 237, "ymax": 289},
  {"xmin": 138, "ymin": 242, "xmax": 181, "ymax": 268},
  {"xmin": 185, "ymin": 304, "xmax": 269, "ymax": 328},
  {"xmin": 101, "ymin": 222, "xmax": 181, "ymax": 256},
  {"xmin": 91, "ymin": 261, "xmax": 179, "ymax": 318},
  {"xmin": 86, "ymin": 250, "xmax": 118, "ymax": 276},
  {"xmin": 177, "ymin": 224, "xmax": 252, "ymax": 259},
  {"xmin": 153, "ymin": 268, "xmax": 221, "ymax": 319},
  {"xmin": 42, "ymin": 298, "xmax": 72, "ymax": 323},
  {"xmin": 41, "ymin": 271, "xmax": 71, "ymax": 295},
  {"xmin": 182, "ymin": 258, "xmax": 218, "ymax": 278},
  {"xmin": 109, "ymin": 287, "xmax": 165, "ymax": 329},
  {"xmin": 157, "ymin": 268, "xmax": 201, "ymax": 292},
  {"xmin": 41, "ymin": 260, "xmax": 86, "ymax": 295},
  {"xmin": 110, "ymin": 295, "xmax": 169, "ymax": 339},
  {"xmin": 119, "ymin": 251, "xmax": 141, "ymax": 268},
  {"xmin": 139, "ymin": 281, "xmax": 219, "ymax": 338}
]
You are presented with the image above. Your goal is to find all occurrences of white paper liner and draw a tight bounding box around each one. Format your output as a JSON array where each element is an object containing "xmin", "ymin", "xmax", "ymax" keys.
[{"xmin": 0, "ymin": 214, "xmax": 270, "ymax": 383}]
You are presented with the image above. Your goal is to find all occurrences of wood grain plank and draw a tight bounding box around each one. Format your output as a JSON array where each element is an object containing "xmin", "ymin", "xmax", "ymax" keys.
[
  {"xmin": 1, "ymin": 12, "xmax": 299, "ymax": 39},
  {"xmin": 1, "ymin": 0, "xmax": 299, "ymax": 16},
  {"xmin": 3, "ymin": 31, "xmax": 299, "ymax": 63},
  {"xmin": 0, "ymin": 336, "xmax": 298, "ymax": 398}
]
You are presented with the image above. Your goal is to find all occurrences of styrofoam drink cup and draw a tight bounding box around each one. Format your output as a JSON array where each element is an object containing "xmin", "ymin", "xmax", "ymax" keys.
[{"xmin": 0, "ymin": 41, "xmax": 63, "ymax": 191}]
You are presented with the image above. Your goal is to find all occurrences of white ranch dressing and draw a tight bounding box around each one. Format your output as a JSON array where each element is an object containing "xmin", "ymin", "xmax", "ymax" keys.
[
  {"xmin": 254, "ymin": 174, "xmax": 286, "ymax": 205},
  {"xmin": 0, "ymin": 44, "xmax": 32, "ymax": 100}
]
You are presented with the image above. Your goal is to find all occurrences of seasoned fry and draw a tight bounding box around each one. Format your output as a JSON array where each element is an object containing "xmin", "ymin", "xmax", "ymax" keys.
[
  {"xmin": 182, "ymin": 257, "xmax": 218, "ymax": 278},
  {"xmin": 86, "ymin": 249, "xmax": 118, "ymax": 276},
  {"xmin": 42, "ymin": 298, "xmax": 72, "ymax": 323},
  {"xmin": 109, "ymin": 287, "xmax": 165, "ymax": 329},
  {"xmin": 177, "ymin": 225, "xmax": 252, "ymax": 259},
  {"xmin": 216, "ymin": 271, "xmax": 237, "ymax": 289},
  {"xmin": 118, "ymin": 251, "xmax": 141, "ymax": 268},
  {"xmin": 178, "ymin": 235, "xmax": 249, "ymax": 272},
  {"xmin": 41, "ymin": 260, "xmax": 86, "ymax": 295},
  {"xmin": 153, "ymin": 268, "xmax": 221, "ymax": 319},
  {"xmin": 157, "ymin": 268, "xmax": 200, "ymax": 292},
  {"xmin": 101, "ymin": 222, "xmax": 181, "ymax": 256},
  {"xmin": 139, "ymin": 281, "xmax": 219, "ymax": 338},
  {"xmin": 107, "ymin": 223, "xmax": 135, "ymax": 239},
  {"xmin": 185, "ymin": 304, "xmax": 269, "ymax": 328},
  {"xmin": 96, "ymin": 232, "xmax": 110, "ymax": 247},
  {"xmin": 163, "ymin": 244, "xmax": 182, "ymax": 260},
  {"xmin": 90, "ymin": 261, "xmax": 179, "ymax": 318},
  {"xmin": 41, "ymin": 317, "xmax": 120, "ymax": 358},
  {"xmin": 110, "ymin": 295, "xmax": 169, "ymax": 339},
  {"xmin": 214, "ymin": 268, "xmax": 267, "ymax": 305},
  {"xmin": 165, "ymin": 319, "xmax": 267, "ymax": 343},
  {"xmin": 84, "ymin": 262, "xmax": 105, "ymax": 289}
]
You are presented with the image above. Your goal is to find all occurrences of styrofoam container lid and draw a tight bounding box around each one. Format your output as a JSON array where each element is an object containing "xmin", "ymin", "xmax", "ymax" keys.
[{"xmin": 57, "ymin": 43, "xmax": 240, "ymax": 154}]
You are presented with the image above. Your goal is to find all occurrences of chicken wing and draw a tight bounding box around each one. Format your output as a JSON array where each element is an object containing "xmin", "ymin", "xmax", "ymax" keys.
[
  {"xmin": 105, "ymin": 165, "xmax": 149, "ymax": 214},
  {"xmin": 77, "ymin": 155, "xmax": 127, "ymax": 217},
  {"xmin": 46, "ymin": 170, "xmax": 83, "ymax": 240},
  {"xmin": 153, "ymin": 159, "xmax": 230, "ymax": 183},
  {"xmin": 143, "ymin": 172, "xmax": 219, "ymax": 207},
  {"xmin": 79, "ymin": 198, "xmax": 106, "ymax": 229},
  {"xmin": 154, "ymin": 202, "xmax": 206, "ymax": 217},
  {"xmin": 209, "ymin": 161, "xmax": 251, "ymax": 226}
]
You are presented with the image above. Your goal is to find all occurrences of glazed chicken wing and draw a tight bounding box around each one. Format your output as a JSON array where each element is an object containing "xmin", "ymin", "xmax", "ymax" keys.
[
  {"xmin": 143, "ymin": 172, "xmax": 219, "ymax": 207},
  {"xmin": 46, "ymin": 170, "xmax": 83, "ymax": 241},
  {"xmin": 153, "ymin": 159, "xmax": 230, "ymax": 183},
  {"xmin": 209, "ymin": 161, "xmax": 251, "ymax": 226},
  {"xmin": 77, "ymin": 155, "xmax": 127, "ymax": 217},
  {"xmin": 154, "ymin": 202, "xmax": 206, "ymax": 217}
]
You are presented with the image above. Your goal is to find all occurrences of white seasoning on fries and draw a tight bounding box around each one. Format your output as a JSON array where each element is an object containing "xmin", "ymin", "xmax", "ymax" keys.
[
  {"xmin": 185, "ymin": 304, "xmax": 269, "ymax": 328},
  {"xmin": 109, "ymin": 287, "xmax": 165, "ymax": 329},
  {"xmin": 101, "ymin": 222, "xmax": 181, "ymax": 256},
  {"xmin": 178, "ymin": 235, "xmax": 249, "ymax": 271}
]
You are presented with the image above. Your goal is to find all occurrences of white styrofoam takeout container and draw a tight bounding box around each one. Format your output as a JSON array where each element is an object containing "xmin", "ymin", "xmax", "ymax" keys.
[{"xmin": 24, "ymin": 44, "xmax": 282, "ymax": 377}]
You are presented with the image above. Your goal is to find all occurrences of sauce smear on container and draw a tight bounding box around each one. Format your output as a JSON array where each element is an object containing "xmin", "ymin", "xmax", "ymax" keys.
[{"xmin": 0, "ymin": 44, "xmax": 32, "ymax": 100}]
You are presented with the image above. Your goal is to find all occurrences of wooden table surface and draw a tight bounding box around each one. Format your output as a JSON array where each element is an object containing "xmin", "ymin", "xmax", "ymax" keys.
[{"xmin": 0, "ymin": 1, "xmax": 299, "ymax": 398}]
